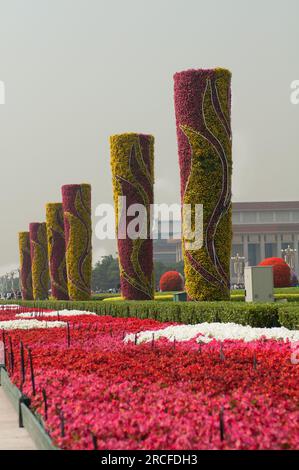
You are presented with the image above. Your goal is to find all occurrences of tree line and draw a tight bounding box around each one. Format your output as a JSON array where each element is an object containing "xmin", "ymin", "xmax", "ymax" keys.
[{"xmin": 91, "ymin": 255, "xmax": 184, "ymax": 292}]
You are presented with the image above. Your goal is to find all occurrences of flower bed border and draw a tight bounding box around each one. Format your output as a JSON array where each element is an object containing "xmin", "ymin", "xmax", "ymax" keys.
[{"xmin": 0, "ymin": 367, "xmax": 58, "ymax": 451}]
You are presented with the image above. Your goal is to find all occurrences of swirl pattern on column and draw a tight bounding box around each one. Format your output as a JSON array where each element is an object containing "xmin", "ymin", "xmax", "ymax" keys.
[
  {"xmin": 29, "ymin": 222, "xmax": 49, "ymax": 300},
  {"xmin": 62, "ymin": 184, "xmax": 92, "ymax": 300},
  {"xmin": 18, "ymin": 231, "xmax": 33, "ymax": 300},
  {"xmin": 110, "ymin": 133, "xmax": 154, "ymax": 300},
  {"xmin": 46, "ymin": 203, "xmax": 69, "ymax": 300},
  {"xmin": 174, "ymin": 68, "xmax": 232, "ymax": 300}
]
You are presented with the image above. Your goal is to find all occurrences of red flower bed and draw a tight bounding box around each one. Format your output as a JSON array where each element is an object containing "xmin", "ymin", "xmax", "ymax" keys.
[
  {"xmin": 159, "ymin": 271, "xmax": 184, "ymax": 291},
  {"xmin": 259, "ymin": 257, "xmax": 291, "ymax": 287},
  {"xmin": 1, "ymin": 309, "xmax": 299, "ymax": 450}
]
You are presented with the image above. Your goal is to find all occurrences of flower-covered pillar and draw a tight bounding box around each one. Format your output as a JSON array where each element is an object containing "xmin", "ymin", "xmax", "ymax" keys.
[
  {"xmin": 29, "ymin": 222, "xmax": 49, "ymax": 300},
  {"xmin": 18, "ymin": 231, "xmax": 33, "ymax": 300},
  {"xmin": 62, "ymin": 184, "xmax": 92, "ymax": 300},
  {"xmin": 46, "ymin": 203, "xmax": 69, "ymax": 300},
  {"xmin": 110, "ymin": 133, "xmax": 155, "ymax": 300},
  {"xmin": 174, "ymin": 68, "xmax": 232, "ymax": 300}
]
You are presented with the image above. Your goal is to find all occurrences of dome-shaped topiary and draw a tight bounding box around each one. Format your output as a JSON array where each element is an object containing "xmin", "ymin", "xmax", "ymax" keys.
[
  {"xmin": 259, "ymin": 257, "xmax": 286, "ymax": 266},
  {"xmin": 159, "ymin": 271, "xmax": 184, "ymax": 292},
  {"xmin": 259, "ymin": 257, "xmax": 291, "ymax": 288}
]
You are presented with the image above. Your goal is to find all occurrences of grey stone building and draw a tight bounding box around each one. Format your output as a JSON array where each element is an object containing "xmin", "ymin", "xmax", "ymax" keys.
[{"xmin": 153, "ymin": 202, "xmax": 299, "ymax": 279}]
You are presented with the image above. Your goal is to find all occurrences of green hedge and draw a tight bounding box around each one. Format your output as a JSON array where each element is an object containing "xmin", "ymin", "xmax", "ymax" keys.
[
  {"xmin": 231, "ymin": 287, "xmax": 299, "ymax": 295},
  {"xmin": 0, "ymin": 299, "xmax": 280, "ymax": 328},
  {"xmin": 278, "ymin": 305, "xmax": 299, "ymax": 330},
  {"xmin": 91, "ymin": 293, "xmax": 120, "ymax": 301},
  {"xmin": 230, "ymin": 293, "xmax": 299, "ymax": 302},
  {"xmin": 274, "ymin": 294, "xmax": 299, "ymax": 302}
]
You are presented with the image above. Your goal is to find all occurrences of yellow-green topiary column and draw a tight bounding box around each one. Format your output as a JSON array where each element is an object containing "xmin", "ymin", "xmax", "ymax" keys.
[
  {"xmin": 29, "ymin": 222, "xmax": 49, "ymax": 300},
  {"xmin": 174, "ymin": 68, "xmax": 232, "ymax": 300},
  {"xmin": 46, "ymin": 203, "xmax": 69, "ymax": 300},
  {"xmin": 62, "ymin": 184, "xmax": 92, "ymax": 300},
  {"xmin": 18, "ymin": 231, "xmax": 33, "ymax": 300},
  {"xmin": 110, "ymin": 133, "xmax": 155, "ymax": 300}
]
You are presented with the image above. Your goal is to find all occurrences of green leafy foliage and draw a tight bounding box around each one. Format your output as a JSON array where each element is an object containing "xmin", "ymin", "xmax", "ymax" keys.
[{"xmin": 2, "ymin": 299, "xmax": 281, "ymax": 328}]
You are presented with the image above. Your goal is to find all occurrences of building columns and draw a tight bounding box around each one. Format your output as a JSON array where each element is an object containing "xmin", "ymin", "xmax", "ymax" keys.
[
  {"xmin": 295, "ymin": 235, "xmax": 299, "ymax": 275},
  {"xmin": 243, "ymin": 236, "xmax": 249, "ymax": 265},
  {"xmin": 260, "ymin": 234, "xmax": 265, "ymax": 262},
  {"xmin": 277, "ymin": 234, "xmax": 282, "ymax": 258}
]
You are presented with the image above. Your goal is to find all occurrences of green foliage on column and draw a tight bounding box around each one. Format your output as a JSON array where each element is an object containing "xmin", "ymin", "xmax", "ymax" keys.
[
  {"xmin": 18, "ymin": 231, "xmax": 33, "ymax": 300},
  {"xmin": 46, "ymin": 203, "xmax": 69, "ymax": 300},
  {"xmin": 62, "ymin": 184, "xmax": 92, "ymax": 300},
  {"xmin": 29, "ymin": 222, "xmax": 49, "ymax": 300},
  {"xmin": 174, "ymin": 68, "xmax": 232, "ymax": 300},
  {"xmin": 110, "ymin": 133, "xmax": 155, "ymax": 300}
]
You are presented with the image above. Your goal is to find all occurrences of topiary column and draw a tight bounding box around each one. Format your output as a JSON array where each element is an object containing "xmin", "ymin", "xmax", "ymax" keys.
[
  {"xmin": 46, "ymin": 203, "xmax": 69, "ymax": 300},
  {"xmin": 110, "ymin": 133, "xmax": 155, "ymax": 300},
  {"xmin": 61, "ymin": 184, "xmax": 92, "ymax": 300},
  {"xmin": 29, "ymin": 222, "xmax": 49, "ymax": 300},
  {"xmin": 174, "ymin": 68, "xmax": 232, "ymax": 300},
  {"xmin": 18, "ymin": 231, "xmax": 33, "ymax": 300}
]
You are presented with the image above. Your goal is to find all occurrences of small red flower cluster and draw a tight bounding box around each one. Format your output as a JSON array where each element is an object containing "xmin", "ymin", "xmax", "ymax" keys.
[{"xmin": 1, "ymin": 308, "xmax": 299, "ymax": 450}]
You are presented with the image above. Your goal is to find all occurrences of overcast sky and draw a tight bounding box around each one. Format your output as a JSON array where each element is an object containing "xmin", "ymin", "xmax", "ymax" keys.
[{"xmin": 0, "ymin": 0, "xmax": 298, "ymax": 274}]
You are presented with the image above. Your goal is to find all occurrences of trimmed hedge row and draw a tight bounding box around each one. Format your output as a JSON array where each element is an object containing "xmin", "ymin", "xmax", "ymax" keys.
[
  {"xmin": 230, "ymin": 293, "xmax": 299, "ymax": 302},
  {"xmin": 278, "ymin": 305, "xmax": 299, "ymax": 330},
  {"xmin": 92, "ymin": 293, "xmax": 120, "ymax": 300},
  {"xmin": 0, "ymin": 299, "xmax": 281, "ymax": 328},
  {"xmin": 231, "ymin": 287, "xmax": 299, "ymax": 294},
  {"xmin": 2, "ymin": 299, "xmax": 299, "ymax": 329}
]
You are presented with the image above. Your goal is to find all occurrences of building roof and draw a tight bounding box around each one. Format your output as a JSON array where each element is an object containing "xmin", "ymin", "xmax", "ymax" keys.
[
  {"xmin": 233, "ymin": 223, "xmax": 299, "ymax": 233},
  {"xmin": 232, "ymin": 201, "xmax": 299, "ymax": 211}
]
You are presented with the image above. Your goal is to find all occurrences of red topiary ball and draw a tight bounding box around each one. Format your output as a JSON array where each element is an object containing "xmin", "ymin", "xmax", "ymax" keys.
[
  {"xmin": 159, "ymin": 271, "xmax": 184, "ymax": 292},
  {"xmin": 258, "ymin": 257, "xmax": 291, "ymax": 288}
]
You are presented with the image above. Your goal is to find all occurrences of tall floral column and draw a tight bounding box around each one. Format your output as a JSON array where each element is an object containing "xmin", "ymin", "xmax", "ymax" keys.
[
  {"xmin": 18, "ymin": 231, "xmax": 33, "ymax": 300},
  {"xmin": 174, "ymin": 68, "xmax": 232, "ymax": 300},
  {"xmin": 110, "ymin": 133, "xmax": 154, "ymax": 300},
  {"xmin": 61, "ymin": 184, "xmax": 92, "ymax": 300},
  {"xmin": 29, "ymin": 222, "xmax": 49, "ymax": 300},
  {"xmin": 46, "ymin": 203, "xmax": 69, "ymax": 300}
]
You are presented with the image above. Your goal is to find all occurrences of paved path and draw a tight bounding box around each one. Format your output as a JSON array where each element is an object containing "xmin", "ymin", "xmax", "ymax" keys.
[{"xmin": 0, "ymin": 387, "xmax": 36, "ymax": 450}]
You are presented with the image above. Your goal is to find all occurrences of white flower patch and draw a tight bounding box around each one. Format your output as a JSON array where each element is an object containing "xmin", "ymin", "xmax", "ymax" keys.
[
  {"xmin": 0, "ymin": 304, "xmax": 20, "ymax": 309},
  {"xmin": 16, "ymin": 309, "xmax": 97, "ymax": 318},
  {"xmin": 0, "ymin": 320, "xmax": 66, "ymax": 331},
  {"xmin": 124, "ymin": 322, "xmax": 299, "ymax": 344}
]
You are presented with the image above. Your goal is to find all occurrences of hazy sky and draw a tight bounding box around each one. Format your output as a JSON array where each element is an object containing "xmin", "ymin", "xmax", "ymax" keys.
[{"xmin": 0, "ymin": 0, "xmax": 298, "ymax": 274}]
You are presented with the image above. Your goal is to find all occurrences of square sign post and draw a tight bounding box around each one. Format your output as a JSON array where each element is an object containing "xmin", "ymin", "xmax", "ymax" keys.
[{"xmin": 244, "ymin": 266, "xmax": 274, "ymax": 303}]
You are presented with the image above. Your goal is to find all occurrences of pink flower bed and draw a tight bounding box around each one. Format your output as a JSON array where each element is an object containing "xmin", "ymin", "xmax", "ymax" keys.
[{"xmin": 1, "ymin": 308, "xmax": 299, "ymax": 450}]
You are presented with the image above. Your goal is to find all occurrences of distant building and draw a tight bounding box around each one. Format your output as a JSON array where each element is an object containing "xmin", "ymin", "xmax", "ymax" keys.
[
  {"xmin": 153, "ymin": 219, "xmax": 181, "ymax": 264},
  {"xmin": 153, "ymin": 202, "xmax": 299, "ymax": 279}
]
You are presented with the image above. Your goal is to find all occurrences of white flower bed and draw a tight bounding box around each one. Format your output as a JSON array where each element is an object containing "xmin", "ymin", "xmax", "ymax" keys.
[
  {"xmin": 0, "ymin": 304, "xmax": 20, "ymax": 309},
  {"xmin": 0, "ymin": 320, "xmax": 66, "ymax": 330},
  {"xmin": 124, "ymin": 322, "xmax": 299, "ymax": 344},
  {"xmin": 16, "ymin": 309, "xmax": 96, "ymax": 318}
]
